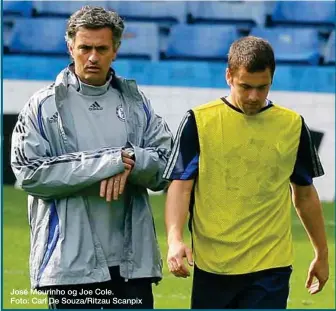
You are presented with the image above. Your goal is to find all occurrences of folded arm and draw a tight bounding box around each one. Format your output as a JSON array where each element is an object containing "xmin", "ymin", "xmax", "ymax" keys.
[{"xmin": 11, "ymin": 104, "xmax": 125, "ymax": 200}]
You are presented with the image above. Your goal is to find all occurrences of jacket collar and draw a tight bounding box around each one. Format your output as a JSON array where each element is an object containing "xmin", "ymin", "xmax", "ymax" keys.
[{"xmin": 54, "ymin": 64, "xmax": 141, "ymax": 101}]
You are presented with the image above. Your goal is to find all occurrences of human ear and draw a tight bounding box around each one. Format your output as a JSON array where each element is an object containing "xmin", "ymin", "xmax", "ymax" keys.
[
  {"xmin": 225, "ymin": 68, "xmax": 232, "ymax": 86},
  {"xmin": 67, "ymin": 42, "xmax": 74, "ymax": 58}
]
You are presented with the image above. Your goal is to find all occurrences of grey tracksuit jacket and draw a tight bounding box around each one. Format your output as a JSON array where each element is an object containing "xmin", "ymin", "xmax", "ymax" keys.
[{"xmin": 11, "ymin": 67, "xmax": 173, "ymax": 288}]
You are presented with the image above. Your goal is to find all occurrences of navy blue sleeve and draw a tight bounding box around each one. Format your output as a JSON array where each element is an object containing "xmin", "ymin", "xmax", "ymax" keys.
[
  {"xmin": 163, "ymin": 110, "xmax": 199, "ymax": 180},
  {"xmin": 290, "ymin": 117, "xmax": 324, "ymax": 185}
]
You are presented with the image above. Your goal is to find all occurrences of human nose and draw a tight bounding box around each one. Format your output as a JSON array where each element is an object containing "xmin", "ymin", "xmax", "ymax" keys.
[
  {"xmin": 88, "ymin": 49, "xmax": 99, "ymax": 64},
  {"xmin": 248, "ymin": 88, "xmax": 259, "ymax": 102}
]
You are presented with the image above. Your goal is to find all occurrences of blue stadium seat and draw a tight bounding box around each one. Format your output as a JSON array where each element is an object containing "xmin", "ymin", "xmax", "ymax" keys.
[
  {"xmin": 324, "ymin": 31, "xmax": 335, "ymax": 64},
  {"xmin": 264, "ymin": 1, "xmax": 277, "ymax": 15},
  {"xmin": 32, "ymin": 1, "xmax": 111, "ymax": 17},
  {"xmin": 187, "ymin": 1, "xmax": 267, "ymax": 29},
  {"xmin": 271, "ymin": 1, "xmax": 335, "ymax": 29},
  {"xmin": 114, "ymin": 1, "xmax": 186, "ymax": 25},
  {"xmin": 118, "ymin": 22, "xmax": 160, "ymax": 61},
  {"xmin": 3, "ymin": 1, "xmax": 32, "ymax": 17},
  {"xmin": 251, "ymin": 28, "xmax": 321, "ymax": 65},
  {"xmin": 4, "ymin": 23, "xmax": 13, "ymax": 52},
  {"xmin": 165, "ymin": 25, "xmax": 239, "ymax": 60},
  {"xmin": 8, "ymin": 18, "xmax": 68, "ymax": 55}
]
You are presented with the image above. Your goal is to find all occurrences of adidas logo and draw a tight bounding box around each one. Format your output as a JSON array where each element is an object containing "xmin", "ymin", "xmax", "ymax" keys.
[
  {"xmin": 89, "ymin": 102, "xmax": 103, "ymax": 111},
  {"xmin": 48, "ymin": 112, "xmax": 58, "ymax": 123}
]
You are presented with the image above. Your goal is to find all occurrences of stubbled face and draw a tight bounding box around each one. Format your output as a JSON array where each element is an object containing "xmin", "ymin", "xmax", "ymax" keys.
[
  {"xmin": 68, "ymin": 27, "xmax": 118, "ymax": 86},
  {"xmin": 226, "ymin": 66, "xmax": 272, "ymax": 116}
]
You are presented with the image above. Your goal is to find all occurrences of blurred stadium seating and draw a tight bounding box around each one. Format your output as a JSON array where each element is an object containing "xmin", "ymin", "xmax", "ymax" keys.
[
  {"xmin": 323, "ymin": 30, "xmax": 335, "ymax": 64},
  {"xmin": 3, "ymin": 22, "xmax": 13, "ymax": 51},
  {"xmin": 2, "ymin": 0, "xmax": 335, "ymax": 65},
  {"xmin": 187, "ymin": 1, "xmax": 267, "ymax": 30},
  {"xmin": 32, "ymin": 1, "xmax": 110, "ymax": 17},
  {"xmin": 165, "ymin": 24, "xmax": 238, "ymax": 60},
  {"xmin": 115, "ymin": 1, "xmax": 186, "ymax": 26},
  {"xmin": 8, "ymin": 18, "xmax": 68, "ymax": 55},
  {"xmin": 250, "ymin": 27, "xmax": 321, "ymax": 65},
  {"xmin": 118, "ymin": 22, "xmax": 160, "ymax": 61},
  {"xmin": 270, "ymin": 1, "xmax": 335, "ymax": 30},
  {"xmin": 3, "ymin": 0, "xmax": 33, "ymax": 17}
]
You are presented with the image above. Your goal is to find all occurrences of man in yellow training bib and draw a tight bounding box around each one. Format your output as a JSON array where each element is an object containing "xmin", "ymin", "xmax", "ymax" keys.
[{"xmin": 163, "ymin": 36, "xmax": 329, "ymax": 309}]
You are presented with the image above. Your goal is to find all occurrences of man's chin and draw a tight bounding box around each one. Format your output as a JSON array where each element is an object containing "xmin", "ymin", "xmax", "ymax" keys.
[
  {"xmin": 242, "ymin": 104, "xmax": 265, "ymax": 116},
  {"xmin": 242, "ymin": 108, "xmax": 259, "ymax": 116},
  {"xmin": 83, "ymin": 75, "xmax": 105, "ymax": 86}
]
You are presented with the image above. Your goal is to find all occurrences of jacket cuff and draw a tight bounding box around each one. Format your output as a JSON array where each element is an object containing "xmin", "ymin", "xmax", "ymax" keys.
[{"xmin": 127, "ymin": 143, "xmax": 158, "ymax": 184}]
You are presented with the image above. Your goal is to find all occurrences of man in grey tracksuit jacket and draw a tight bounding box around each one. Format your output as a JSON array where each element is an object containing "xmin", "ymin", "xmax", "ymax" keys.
[
  {"xmin": 11, "ymin": 64, "xmax": 172, "ymax": 283},
  {"xmin": 11, "ymin": 65, "xmax": 173, "ymax": 304},
  {"xmin": 10, "ymin": 7, "xmax": 173, "ymax": 309}
]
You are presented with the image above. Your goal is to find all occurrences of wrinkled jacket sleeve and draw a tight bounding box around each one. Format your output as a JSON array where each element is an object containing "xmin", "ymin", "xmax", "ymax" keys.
[
  {"xmin": 127, "ymin": 92, "xmax": 173, "ymax": 191},
  {"xmin": 11, "ymin": 100, "xmax": 125, "ymax": 200}
]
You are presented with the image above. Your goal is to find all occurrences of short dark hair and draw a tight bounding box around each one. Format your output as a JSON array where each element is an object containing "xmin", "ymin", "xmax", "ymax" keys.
[
  {"xmin": 66, "ymin": 6, "xmax": 124, "ymax": 50},
  {"xmin": 228, "ymin": 36, "xmax": 275, "ymax": 78}
]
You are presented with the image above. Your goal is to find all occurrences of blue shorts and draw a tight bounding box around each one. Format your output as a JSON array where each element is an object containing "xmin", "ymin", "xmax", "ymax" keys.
[{"xmin": 191, "ymin": 265, "xmax": 292, "ymax": 309}]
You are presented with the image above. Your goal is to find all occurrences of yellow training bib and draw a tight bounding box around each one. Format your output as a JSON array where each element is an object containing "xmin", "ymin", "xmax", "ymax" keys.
[{"xmin": 192, "ymin": 99, "xmax": 301, "ymax": 274}]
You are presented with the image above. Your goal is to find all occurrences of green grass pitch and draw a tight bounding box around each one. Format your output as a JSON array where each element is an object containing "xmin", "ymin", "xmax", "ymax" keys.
[{"xmin": 2, "ymin": 186, "xmax": 335, "ymax": 309}]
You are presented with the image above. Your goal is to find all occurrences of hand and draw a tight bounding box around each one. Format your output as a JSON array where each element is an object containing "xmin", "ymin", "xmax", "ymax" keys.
[
  {"xmin": 100, "ymin": 151, "xmax": 135, "ymax": 202},
  {"xmin": 305, "ymin": 256, "xmax": 329, "ymax": 294},
  {"xmin": 167, "ymin": 240, "xmax": 193, "ymax": 278}
]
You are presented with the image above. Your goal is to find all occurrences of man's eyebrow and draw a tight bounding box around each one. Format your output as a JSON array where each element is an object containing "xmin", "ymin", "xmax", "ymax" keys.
[
  {"xmin": 78, "ymin": 44, "xmax": 109, "ymax": 48},
  {"xmin": 239, "ymin": 83, "xmax": 269, "ymax": 87}
]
